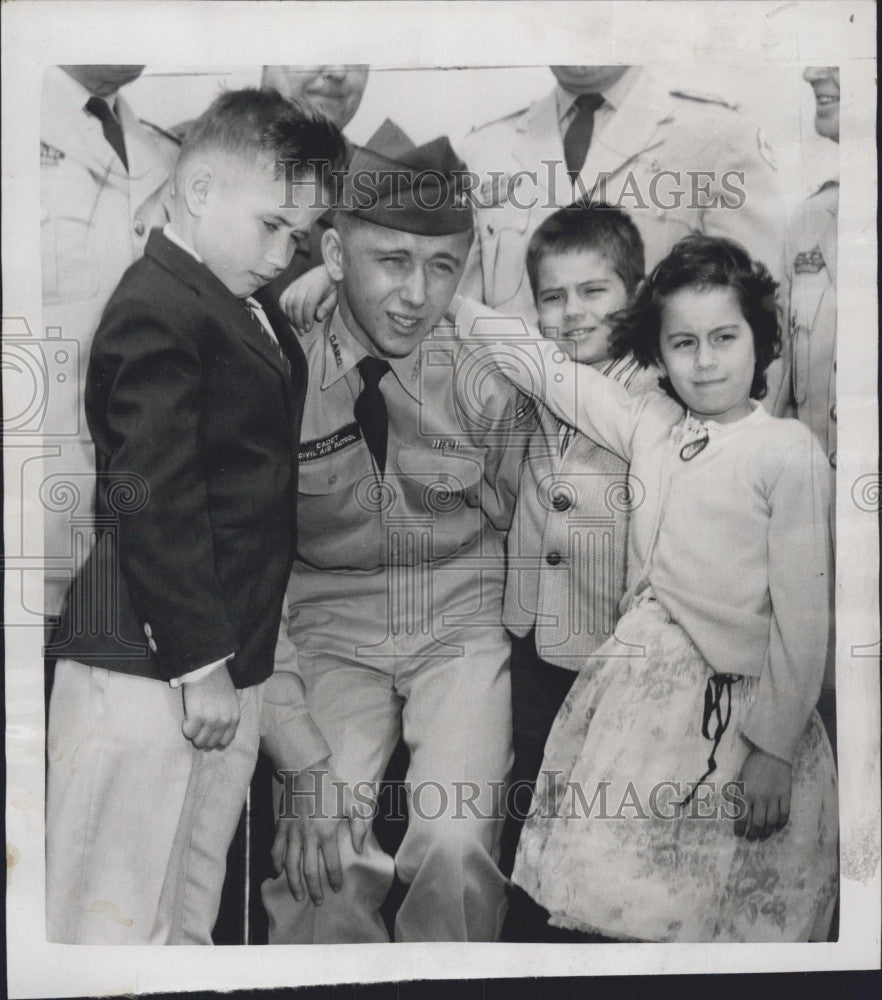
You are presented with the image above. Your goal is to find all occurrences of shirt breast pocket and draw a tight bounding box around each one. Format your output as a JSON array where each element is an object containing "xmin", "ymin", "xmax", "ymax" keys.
[{"xmin": 395, "ymin": 444, "xmax": 487, "ymax": 519}]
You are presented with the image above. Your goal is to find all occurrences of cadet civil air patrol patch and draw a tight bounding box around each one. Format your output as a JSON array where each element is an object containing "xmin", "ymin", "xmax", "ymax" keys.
[
  {"xmin": 794, "ymin": 246, "xmax": 826, "ymax": 274},
  {"xmin": 299, "ymin": 422, "xmax": 362, "ymax": 461}
]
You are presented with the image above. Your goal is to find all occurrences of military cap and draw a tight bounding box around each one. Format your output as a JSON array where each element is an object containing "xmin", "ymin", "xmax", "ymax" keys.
[{"xmin": 342, "ymin": 119, "xmax": 472, "ymax": 235}]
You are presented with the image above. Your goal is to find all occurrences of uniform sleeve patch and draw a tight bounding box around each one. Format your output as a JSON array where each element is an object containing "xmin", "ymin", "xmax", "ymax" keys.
[
  {"xmin": 793, "ymin": 246, "xmax": 826, "ymax": 274},
  {"xmin": 299, "ymin": 422, "xmax": 362, "ymax": 461}
]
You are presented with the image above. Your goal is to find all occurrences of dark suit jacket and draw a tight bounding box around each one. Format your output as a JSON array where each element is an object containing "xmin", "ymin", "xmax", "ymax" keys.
[{"xmin": 49, "ymin": 229, "xmax": 308, "ymax": 688}]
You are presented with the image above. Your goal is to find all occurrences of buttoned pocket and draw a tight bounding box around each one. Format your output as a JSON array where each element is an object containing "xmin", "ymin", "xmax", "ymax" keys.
[
  {"xmin": 298, "ymin": 443, "xmax": 369, "ymax": 496},
  {"xmin": 396, "ymin": 445, "xmax": 485, "ymax": 511}
]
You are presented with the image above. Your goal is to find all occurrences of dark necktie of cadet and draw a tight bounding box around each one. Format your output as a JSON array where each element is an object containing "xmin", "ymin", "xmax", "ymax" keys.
[
  {"xmin": 85, "ymin": 96, "xmax": 129, "ymax": 172},
  {"xmin": 354, "ymin": 356, "xmax": 392, "ymax": 476},
  {"xmin": 563, "ymin": 92, "xmax": 605, "ymax": 183}
]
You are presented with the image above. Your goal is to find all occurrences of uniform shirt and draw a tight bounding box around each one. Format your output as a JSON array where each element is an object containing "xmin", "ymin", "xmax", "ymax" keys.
[
  {"xmin": 772, "ymin": 180, "xmax": 838, "ymax": 468},
  {"xmin": 457, "ymin": 67, "xmax": 785, "ymax": 325},
  {"xmin": 292, "ymin": 308, "xmax": 526, "ymax": 574},
  {"xmin": 41, "ymin": 66, "xmax": 179, "ymax": 615},
  {"xmin": 459, "ymin": 298, "xmax": 832, "ymax": 765}
]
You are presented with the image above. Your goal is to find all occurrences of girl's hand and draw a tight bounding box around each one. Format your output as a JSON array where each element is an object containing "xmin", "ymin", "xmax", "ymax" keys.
[
  {"xmin": 279, "ymin": 265, "xmax": 337, "ymax": 335},
  {"xmin": 734, "ymin": 746, "xmax": 792, "ymax": 840}
]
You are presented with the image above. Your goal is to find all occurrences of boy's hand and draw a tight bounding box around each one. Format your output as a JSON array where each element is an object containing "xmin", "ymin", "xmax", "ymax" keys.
[
  {"xmin": 734, "ymin": 746, "xmax": 792, "ymax": 840},
  {"xmin": 271, "ymin": 765, "xmax": 370, "ymax": 906},
  {"xmin": 181, "ymin": 663, "xmax": 240, "ymax": 750},
  {"xmin": 279, "ymin": 265, "xmax": 337, "ymax": 335}
]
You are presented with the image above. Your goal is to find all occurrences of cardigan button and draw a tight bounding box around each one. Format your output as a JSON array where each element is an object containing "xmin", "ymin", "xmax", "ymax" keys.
[
  {"xmin": 551, "ymin": 490, "xmax": 572, "ymax": 512},
  {"xmin": 133, "ymin": 218, "xmax": 145, "ymax": 237},
  {"xmin": 829, "ymin": 451, "xmax": 837, "ymax": 468},
  {"xmin": 546, "ymin": 551, "xmax": 563, "ymax": 566},
  {"xmin": 830, "ymin": 404, "xmax": 837, "ymax": 421}
]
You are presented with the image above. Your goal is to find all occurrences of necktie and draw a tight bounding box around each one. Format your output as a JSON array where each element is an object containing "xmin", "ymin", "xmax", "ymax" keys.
[
  {"xmin": 85, "ymin": 96, "xmax": 129, "ymax": 172},
  {"xmin": 355, "ymin": 356, "xmax": 392, "ymax": 476},
  {"xmin": 245, "ymin": 300, "xmax": 290, "ymax": 376},
  {"xmin": 563, "ymin": 92, "xmax": 605, "ymax": 183}
]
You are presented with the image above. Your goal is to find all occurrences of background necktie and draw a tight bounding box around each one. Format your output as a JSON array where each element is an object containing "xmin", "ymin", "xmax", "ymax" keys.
[
  {"xmin": 563, "ymin": 92, "xmax": 605, "ymax": 183},
  {"xmin": 355, "ymin": 356, "xmax": 392, "ymax": 475},
  {"xmin": 85, "ymin": 96, "xmax": 129, "ymax": 172}
]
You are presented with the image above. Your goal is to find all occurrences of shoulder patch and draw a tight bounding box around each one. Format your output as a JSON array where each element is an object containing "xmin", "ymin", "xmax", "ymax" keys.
[
  {"xmin": 793, "ymin": 246, "xmax": 826, "ymax": 274},
  {"xmin": 40, "ymin": 140, "xmax": 65, "ymax": 165},
  {"xmin": 140, "ymin": 118, "xmax": 183, "ymax": 146},
  {"xmin": 468, "ymin": 104, "xmax": 530, "ymax": 135},
  {"xmin": 669, "ymin": 89, "xmax": 739, "ymax": 112}
]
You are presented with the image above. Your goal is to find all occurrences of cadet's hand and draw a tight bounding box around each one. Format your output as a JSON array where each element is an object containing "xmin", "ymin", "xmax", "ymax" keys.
[
  {"xmin": 271, "ymin": 765, "xmax": 370, "ymax": 906},
  {"xmin": 734, "ymin": 746, "xmax": 792, "ymax": 840},
  {"xmin": 279, "ymin": 265, "xmax": 337, "ymax": 335},
  {"xmin": 181, "ymin": 663, "xmax": 240, "ymax": 750}
]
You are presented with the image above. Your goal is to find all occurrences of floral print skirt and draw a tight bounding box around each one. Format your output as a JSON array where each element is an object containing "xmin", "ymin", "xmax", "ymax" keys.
[{"xmin": 511, "ymin": 592, "xmax": 839, "ymax": 942}]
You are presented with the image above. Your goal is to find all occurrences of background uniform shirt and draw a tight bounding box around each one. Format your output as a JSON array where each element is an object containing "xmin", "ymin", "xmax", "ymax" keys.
[
  {"xmin": 41, "ymin": 66, "xmax": 179, "ymax": 616},
  {"xmin": 457, "ymin": 67, "xmax": 785, "ymax": 325}
]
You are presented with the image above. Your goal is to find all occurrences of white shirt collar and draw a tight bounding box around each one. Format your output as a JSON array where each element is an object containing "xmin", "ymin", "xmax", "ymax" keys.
[
  {"xmin": 163, "ymin": 223, "xmax": 203, "ymax": 263},
  {"xmin": 555, "ymin": 66, "xmax": 641, "ymax": 123}
]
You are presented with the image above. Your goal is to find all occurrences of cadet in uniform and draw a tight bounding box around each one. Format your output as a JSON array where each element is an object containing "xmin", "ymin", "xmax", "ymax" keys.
[
  {"xmin": 41, "ymin": 65, "xmax": 180, "ymax": 617},
  {"xmin": 262, "ymin": 122, "xmax": 526, "ymax": 943},
  {"xmin": 457, "ymin": 65, "xmax": 785, "ymax": 326}
]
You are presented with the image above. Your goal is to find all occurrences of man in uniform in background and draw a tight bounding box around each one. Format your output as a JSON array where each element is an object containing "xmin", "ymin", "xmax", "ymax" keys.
[
  {"xmin": 457, "ymin": 64, "xmax": 786, "ymax": 326},
  {"xmin": 262, "ymin": 122, "xmax": 526, "ymax": 943},
  {"xmin": 261, "ymin": 65, "xmax": 369, "ymax": 292},
  {"xmin": 773, "ymin": 67, "xmax": 839, "ymax": 470},
  {"xmin": 41, "ymin": 65, "xmax": 180, "ymax": 619},
  {"xmin": 772, "ymin": 66, "xmax": 840, "ymax": 752}
]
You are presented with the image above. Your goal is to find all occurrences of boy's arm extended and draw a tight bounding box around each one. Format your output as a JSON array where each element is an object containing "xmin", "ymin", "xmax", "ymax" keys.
[{"xmin": 450, "ymin": 294, "xmax": 657, "ymax": 463}]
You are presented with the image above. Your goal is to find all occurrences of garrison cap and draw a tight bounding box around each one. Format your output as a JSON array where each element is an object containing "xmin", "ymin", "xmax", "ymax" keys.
[{"xmin": 342, "ymin": 119, "xmax": 472, "ymax": 235}]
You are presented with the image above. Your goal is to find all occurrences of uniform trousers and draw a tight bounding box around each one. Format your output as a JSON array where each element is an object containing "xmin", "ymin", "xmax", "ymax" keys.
[
  {"xmin": 46, "ymin": 659, "xmax": 261, "ymax": 944},
  {"xmin": 262, "ymin": 549, "xmax": 513, "ymax": 942}
]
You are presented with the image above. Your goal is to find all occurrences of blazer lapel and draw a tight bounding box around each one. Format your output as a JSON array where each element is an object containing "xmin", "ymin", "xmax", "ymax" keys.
[
  {"xmin": 255, "ymin": 288, "xmax": 308, "ymax": 404},
  {"xmin": 145, "ymin": 231, "xmax": 293, "ymax": 383}
]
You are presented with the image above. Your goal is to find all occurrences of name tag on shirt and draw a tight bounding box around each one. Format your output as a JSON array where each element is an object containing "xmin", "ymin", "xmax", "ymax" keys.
[{"xmin": 299, "ymin": 422, "xmax": 362, "ymax": 461}]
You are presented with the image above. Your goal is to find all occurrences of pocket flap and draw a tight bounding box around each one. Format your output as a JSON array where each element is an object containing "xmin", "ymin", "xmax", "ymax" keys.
[{"xmin": 395, "ymin": 445, "xmax": 484, "ymax": 492}]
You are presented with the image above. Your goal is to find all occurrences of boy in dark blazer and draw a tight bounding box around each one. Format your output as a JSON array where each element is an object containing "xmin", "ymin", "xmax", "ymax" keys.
[{"xmin": 45, "ymin": 88, "xmax": 346, "ymax": 944}]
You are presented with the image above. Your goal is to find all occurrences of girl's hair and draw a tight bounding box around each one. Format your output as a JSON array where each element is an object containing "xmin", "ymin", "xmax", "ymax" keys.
[{"xmin": 611, "ymin": 234, "xmax": 781, "ymax": 402}]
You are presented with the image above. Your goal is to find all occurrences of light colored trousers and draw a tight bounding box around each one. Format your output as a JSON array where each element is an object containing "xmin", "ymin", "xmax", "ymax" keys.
[
  {"xmin": 46, "ymin": 659, "xmax": 260, "ymax": 944},
  {"xmin": 262, "ymin": 555, "xmax": 514, "ymax": 942}
]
